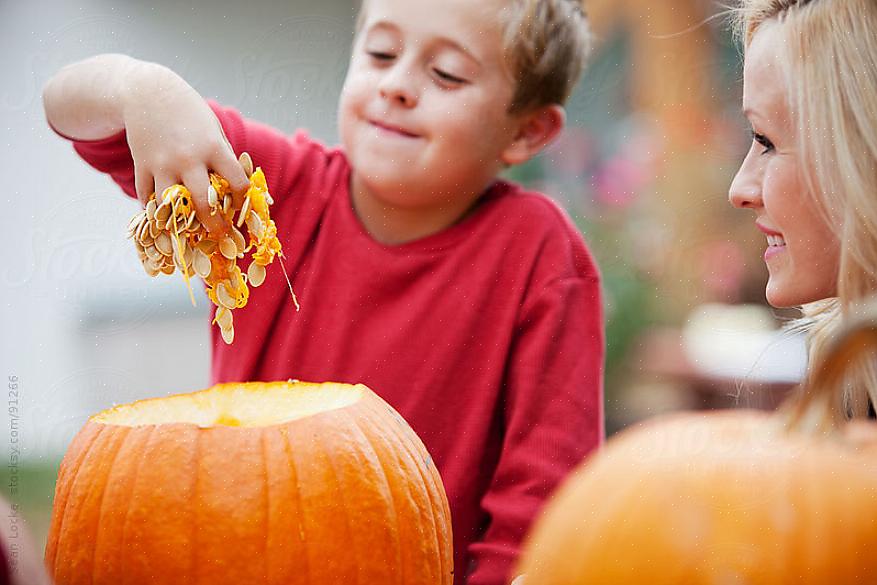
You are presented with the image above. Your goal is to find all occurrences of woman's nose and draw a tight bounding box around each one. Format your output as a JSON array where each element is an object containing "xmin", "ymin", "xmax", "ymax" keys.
[
  {"xmin": 378, "ymin": 65, "xmax": 419, "ymax": 108},
  {"xmin": 729, "ymin": 155, "xmax": 762, "ymax": 209}
]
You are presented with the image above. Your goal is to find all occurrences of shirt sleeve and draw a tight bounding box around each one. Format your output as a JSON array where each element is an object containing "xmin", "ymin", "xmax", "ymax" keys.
[
  {"xmin": 52, "ymin": 100, "xmax": 313, "ymax": 205},
  {"xmin": 466, "ymin": 274, "xmax": 605, "ymax": 585}
]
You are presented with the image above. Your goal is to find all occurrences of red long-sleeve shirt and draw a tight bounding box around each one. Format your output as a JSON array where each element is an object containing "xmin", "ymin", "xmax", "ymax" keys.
[{"xmin": 59, "ymin": 101, "xmax": 605, "ymax": 585}]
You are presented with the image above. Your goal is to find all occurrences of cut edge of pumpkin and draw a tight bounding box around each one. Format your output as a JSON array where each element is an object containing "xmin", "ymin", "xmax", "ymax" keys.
[{"xmin": 92, "ymin": 381, "xmax": 365, "ymax": 429}]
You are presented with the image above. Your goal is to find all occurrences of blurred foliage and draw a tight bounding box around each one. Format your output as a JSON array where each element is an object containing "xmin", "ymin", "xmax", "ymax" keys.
[{"xmin": 0, "ymin": 460, "xmax": 60, "ymax": 552}]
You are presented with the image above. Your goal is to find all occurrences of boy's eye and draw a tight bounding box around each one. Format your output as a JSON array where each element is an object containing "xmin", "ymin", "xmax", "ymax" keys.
[
  {"xmin": 368, "ymin": 51, "xmax": 395, "ymax": 61},
  {"xmin": 752, "ymin": 131, "xmax": 775, "ymax": 154},
  {"xmin": 433, "ymin": 68, "xmax": 466, "ymax": 85}
]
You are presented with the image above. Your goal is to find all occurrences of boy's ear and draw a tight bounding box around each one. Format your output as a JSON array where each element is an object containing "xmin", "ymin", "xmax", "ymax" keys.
[{"xmin": 500, "ymin": 104, "xmax": 566, "ymax": 166}]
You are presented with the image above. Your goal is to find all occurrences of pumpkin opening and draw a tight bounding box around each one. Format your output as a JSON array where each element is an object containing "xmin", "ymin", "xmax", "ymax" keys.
[{"xmin": 92, "ymin": 381, "xmax": 364, "ymax": 428}]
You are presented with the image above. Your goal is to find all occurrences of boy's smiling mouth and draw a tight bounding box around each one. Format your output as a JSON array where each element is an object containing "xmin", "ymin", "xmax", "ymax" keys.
[{"xmin": 369, "ymin": 119, "xmax": 421, "ymax": 138}]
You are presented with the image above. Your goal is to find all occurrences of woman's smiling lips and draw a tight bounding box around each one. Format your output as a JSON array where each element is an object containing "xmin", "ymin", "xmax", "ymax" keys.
[{"xmin": 756, "ymin": 221, "xmax": 787, "ymax": 261}]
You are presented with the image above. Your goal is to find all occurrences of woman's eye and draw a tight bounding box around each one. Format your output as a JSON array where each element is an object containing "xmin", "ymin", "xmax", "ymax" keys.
[
  {"xmin": 433, "ymin": 69, "xmax": 466, "ymax": 84},
  {"xmin": 752, "ymin": 131, "xmax": 775, "ymax": 154}
]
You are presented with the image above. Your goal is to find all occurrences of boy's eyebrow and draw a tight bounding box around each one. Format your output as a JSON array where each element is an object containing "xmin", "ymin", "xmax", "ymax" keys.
[
  {"xmin": 434, "ymin": 38, "xmax": 482, "ymax": 68},
  {"xmin": 365, "ymin": 20, "xmax": 482, "ymax": 67}
]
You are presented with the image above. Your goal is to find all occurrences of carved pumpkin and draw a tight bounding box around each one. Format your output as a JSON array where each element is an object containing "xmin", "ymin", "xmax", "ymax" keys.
[{"xmin": 45, "ymin": 381, "xmax": 453, "ymax": 584}]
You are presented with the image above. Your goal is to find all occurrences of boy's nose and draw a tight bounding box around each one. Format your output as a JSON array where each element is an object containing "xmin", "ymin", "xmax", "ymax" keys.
[{"xmin": 378, "ymin": 69, "xmax": 419, "ymax": 107}]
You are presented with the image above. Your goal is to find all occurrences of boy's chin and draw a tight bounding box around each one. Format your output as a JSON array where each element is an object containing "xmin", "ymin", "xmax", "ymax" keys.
[{"xmin": 352, "ymin": 169, "xmax": 421, "ymax": 199}]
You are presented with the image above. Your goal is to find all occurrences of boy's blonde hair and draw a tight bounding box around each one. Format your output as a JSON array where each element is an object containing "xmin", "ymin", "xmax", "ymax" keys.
[
  {"xmin": 500, "ymin": 0, "xmax": 591, "ymax": 113},
  {"xmin": 733, "ymin": 0, "xmax": 877, "ymax": 415},
  {"xmin": 355, "ymin": 0, "xmax": 592, "ymax": 114}
]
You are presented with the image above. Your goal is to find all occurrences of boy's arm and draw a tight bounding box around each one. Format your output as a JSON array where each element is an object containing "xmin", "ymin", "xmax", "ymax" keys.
[
  {"xmin": 467, "ymin": 274, "xmax": 605, "ymax": 585},
  {"xmin": 43, "ymin": 53, "xmax": 250, "ymax": 235}
]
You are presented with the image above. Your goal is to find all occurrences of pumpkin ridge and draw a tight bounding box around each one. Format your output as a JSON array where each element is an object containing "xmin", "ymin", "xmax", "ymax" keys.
[
  {"xmin": 343, "ymin": 407, "xmax": 404, "ymax": 585},
  {"xmin": 191, "ymin": 428, "xmax": 200, "ymax": 585},
  {"xmin": 90, "ymin": 426, "xmax": 132, "ymax": 585},
  {"xmin": 52, "ymin": 422, "xmax": 116, "ymax": 579},
  {"xmin": 119, "ymin": 425, "xmax": 157, "ymax": 585},
  {"xmin": 319, "ymin": 412, "xmax": 360, "ymax": 581},
  {"xmin": 355, "ymin": 402, "xmax": 417, "ymax": 581},
  {"xmin": 371, "ymin": 399, "xmax": 445, "ymax": 582},
  {"xmin": 46, "ymin": 423, "xmax": 103, "ymax": 577},
  {"xmin": 259, "ymin": 430, "xmax": 270, "ymax": 584},
  {"xmin": 362, "ymin": 399, "xmax": 437, "ymax": 583},
  {"xmin": 280, "ymin": 425, "xmax": 311, "ymax": 584}
]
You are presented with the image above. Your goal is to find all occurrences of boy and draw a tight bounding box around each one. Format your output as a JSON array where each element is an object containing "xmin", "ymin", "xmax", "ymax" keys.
[{"xmin": 43, "ymin": 0, "xmax": 603, "ymax": 583}]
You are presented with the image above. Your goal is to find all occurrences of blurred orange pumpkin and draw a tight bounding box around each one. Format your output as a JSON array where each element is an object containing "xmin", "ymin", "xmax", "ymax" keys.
[
  {"xmin": 45, "ymin": 381, "xmax": 453, "ymax": 585},
  {"xmin": 516, "ymin": 310, "xmax": 877, "ymax": 584}
]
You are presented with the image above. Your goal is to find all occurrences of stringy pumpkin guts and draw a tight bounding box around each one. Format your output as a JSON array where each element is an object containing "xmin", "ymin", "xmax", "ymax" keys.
[{"xmin": 127, "ymin": 152, "xmax": 299, "ymax": 344}]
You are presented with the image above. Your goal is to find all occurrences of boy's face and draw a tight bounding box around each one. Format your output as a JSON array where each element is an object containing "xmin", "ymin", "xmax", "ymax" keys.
[{"xmin": 338, "ymin": 0, "xmax": 522, "ymax": 207}]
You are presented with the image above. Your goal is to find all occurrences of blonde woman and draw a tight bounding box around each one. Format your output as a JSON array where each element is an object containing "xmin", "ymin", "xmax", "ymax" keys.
[{"xmin": 729, "ymin": 0, "xmax": 877, "ymax": 417}]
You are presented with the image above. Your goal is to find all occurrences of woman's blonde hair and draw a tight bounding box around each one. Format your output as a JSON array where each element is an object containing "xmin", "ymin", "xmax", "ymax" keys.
[{"xmin": 734, "ymin": 0, "xmax": 877, "ymax": 415}]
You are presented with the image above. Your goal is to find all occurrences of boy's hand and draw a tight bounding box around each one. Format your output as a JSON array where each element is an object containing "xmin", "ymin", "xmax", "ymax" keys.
[
  {"xmin": 122, "ymin": 65, "xmax": 250, "ymax": 235},
  {"xmin": 43, "ymin": 54, "xmax": 250, "ymax": 236}
]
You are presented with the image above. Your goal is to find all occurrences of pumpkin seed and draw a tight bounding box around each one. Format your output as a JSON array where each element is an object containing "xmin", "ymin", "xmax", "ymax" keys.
[
  {"xmin": 237, "ymin": 196, "xmax": 251, "ymax": 228},
  {"xmin": 154, "ymin": 232, "xmax": 173, "ymax": 256},
  {"xmin": 144, "ymin": 244, "xmax": 161, "ymax": 262},
  {"xmin": 239, "ymin": 152, "xmax": 253, "ymax": 178},
  {"xmin": 220, "ymin": 325, "xmax": 234, "ymax": 344},
  {"xmin": 229, "ymin": 226, "xmax": 247, "ymax": 254},
  {"xmin": 137, "ymin": 219, "xmax": 150, "ymax": 243},
  {"xmin": 215, "ymin": 307, "xmax": 233, "ymax": 329},
  {"xmin": 247, "ymin": 211, "xmax": 264, "ymax": 240},
  {"xmin": 219, "ymin": 237, "xmax": 237, "ymax": 260},
  {"xmin": 265, "ymin": 191, "xmax": 274, "ymax": 206},
  {"xmin": 247, "ymin": 261, "xmax": 266, "ymax": 287},
  {"xmin": 193, "ymin": 249, "xmax": 212, "ymax": 278},
  {"xmin": 223, "ymin": 194, "xmax": 232, "ymax": 216},
  {"xmin": 216, "ymin": 283, "xmax": 237, "ymax": 309},
  {"xmin": 160, "ymin": 264, "xmax": 175, "ymax": 275},
  {"xmin": 146, "ymin": 199, "xmax": 157, "ymax": 221},
  {"xmin": 155, "ymin": 201, "xmax": 172, "ymax": 224},
  {"xmin": 146, "ymin": 255, "xmax": 162, "ymax": 273},
  {"xmin": 196, "ymin": 239, "xmax": 218, "ymax": 255},
  {"xmin": 148, "ymin": 218, "xmax": 160, "ymax": 239},
  {"xmin": 207, "ymin": 184, "xmax": 219, "ymax": 209},
  {"xmin": 127, "ymin": 212, "xmax": 144, "ymax": 235}
]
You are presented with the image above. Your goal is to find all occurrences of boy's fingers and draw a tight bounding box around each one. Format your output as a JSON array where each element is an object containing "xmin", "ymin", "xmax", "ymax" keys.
[
  {"xmin": 153, "ymin": 174, "xmax": 176, "ymax": 204},
  {"xmin": 134, "ymin": 166, "xmax": 154, "ymax": 206},
  {"xmin": 211, "ymin": 151, "xmax": 251, "ymax": 208},
  {"xmin": 181, "ymin": 167, "xmax": 227, "ymax": 236}
]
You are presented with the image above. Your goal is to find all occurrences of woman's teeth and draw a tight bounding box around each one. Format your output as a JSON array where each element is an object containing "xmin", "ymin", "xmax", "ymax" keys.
[{"xmin": 767, "ymin": 234, "xmax": 786, "ymax": 247}]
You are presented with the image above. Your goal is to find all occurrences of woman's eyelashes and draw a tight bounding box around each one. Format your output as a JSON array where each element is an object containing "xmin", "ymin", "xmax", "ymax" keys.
[{"xmin": 752, "ymin": 130, "xmax": 775, "ymax": 154}]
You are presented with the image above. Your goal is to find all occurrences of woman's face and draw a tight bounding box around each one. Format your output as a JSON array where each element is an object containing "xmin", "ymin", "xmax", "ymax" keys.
[{"xmin": 729, "ymin": 20, "xmax": 840, "ymax": 308}]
